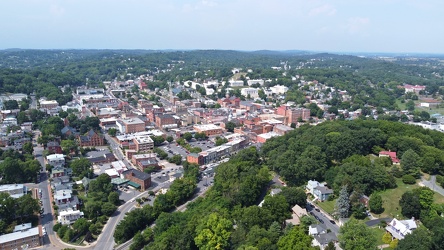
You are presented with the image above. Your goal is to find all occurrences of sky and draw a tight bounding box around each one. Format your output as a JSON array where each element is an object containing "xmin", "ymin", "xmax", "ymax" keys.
[{"xmin": 1, "ymin": 0, "xmax": 443, "ymax": 53}]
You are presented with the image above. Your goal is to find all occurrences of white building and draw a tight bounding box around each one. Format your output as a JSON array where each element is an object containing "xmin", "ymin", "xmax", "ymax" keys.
[
  {"xmin": 57, "ymin": 208, "xmax": 84, "ymax": 225},
  {"xmin": 0, "ymin": 184, "xmax": 27, "ymax": 198},
  {"xmin": 385, "ymin": 218, "xmax": 417, "ymax": 240},
  {"xmin": 240, "ymin": 88, "xmax": 259, "ymax": 98},
  {"xmin": 247, "ymin": 79, "xmax": 264, "ymax": 86},
  {"xmin": 229, "ymin": 80, "xmax": 244, "ymax": 87},
  {"xmin": 46, "ymin": 154, "xmax": 65, "ymax": 168},
  {"xmin": 270, "ymin": 85, "xmax": 289, "ymax": 95}
]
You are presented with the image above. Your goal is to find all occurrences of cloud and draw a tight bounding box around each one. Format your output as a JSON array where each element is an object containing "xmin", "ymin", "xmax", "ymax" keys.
[
  {"xmin": 309, "ymin": 4, "xmax": 336, "ymax": 17},
  {"xmin": 182, "ymin": 0, "xmax": 218, "ymax": 12},
  {"xmin": 345, "ymin": 17, "xmax": 369, "ymax": 34},
  {"xmin": 50, "ymin": 4, "xmax": 65, "ymax": 17}
]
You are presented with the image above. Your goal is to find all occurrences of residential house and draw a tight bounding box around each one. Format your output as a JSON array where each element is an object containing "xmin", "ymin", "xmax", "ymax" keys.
[
  {"xmin": 312, "ymin": 232, "xmax": 338, "ymax": 250},
  {"xmin": 306, "ymin": 180, "xmax": 333, "ymax": 202},
  {"xmin": 385, "ymin": 218, "xmax": 417, "ymax": 240},
  {"xmin": 379, "ymin": 150, "xmax": 400, "ymax": 164},
  {"xmin": 47, "ymin": 141, "xmax": 62, "ymax": 154},
  {"xmin": 57, "ymin": 208, "xmax": 84, "ymax": 225},
  {"xmin": 285, "ymin": 204, "xmax": 308, "ymax": 225},
  {"xmin": 46, "ymin": 154, "xmax": 65, "ymax": 168}
]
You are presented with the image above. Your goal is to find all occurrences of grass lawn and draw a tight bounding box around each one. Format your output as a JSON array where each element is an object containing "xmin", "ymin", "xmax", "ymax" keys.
[
  {"xmin": 369, "ymin": 226, "xmax": 386, "ymax": 246},
  {"xmin": 316, "ymin": 199, "xmax": 336, "ymax": 215},
  {"xmin": 376, "ymin": 178, "xmax": 444, "ymax": 219}
]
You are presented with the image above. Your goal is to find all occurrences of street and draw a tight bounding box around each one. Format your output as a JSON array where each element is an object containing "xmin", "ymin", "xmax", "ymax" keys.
[{"xmin": 306, "ymin": 203, "xmax": 340, "ymax": 235}]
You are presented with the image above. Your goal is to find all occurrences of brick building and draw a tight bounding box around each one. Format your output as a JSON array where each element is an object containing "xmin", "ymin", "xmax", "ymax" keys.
[
  {"xmin": 193, "ymin": 124, "xmax": 224, "ymax": 137},
  {"xmin": 47, "ymin": 141, "xmax": 62, "ymax": 154},
  {"xmin": 0, "ymin": 227, "xmax": 42, "ymax": 250},
  {"xmin": 155, "ymin": 114, "xmax": 177, "ymax": 129},
  {"xmin": 133, "ymin": 136, "xmax": 154, "ymax": 152},
  {"xmin": 117, "ymin": 118, "xmax": 145, "ymax": 134},
  {"xmin": 78, "ymin": 129, "xmax": 105, "ymax": 147},
  {"xmin": 122, "ymin": 169, "xmax": 151, "ymax": 191}
]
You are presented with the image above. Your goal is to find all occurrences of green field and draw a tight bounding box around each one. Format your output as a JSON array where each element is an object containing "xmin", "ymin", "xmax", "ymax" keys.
[
  {"xmin": 375, "ymin": 178, "xmax": 444, "ymax": 219},
  {"xmin": 316, "ymin": 199, "xmax": 336, "ymax": 215}
]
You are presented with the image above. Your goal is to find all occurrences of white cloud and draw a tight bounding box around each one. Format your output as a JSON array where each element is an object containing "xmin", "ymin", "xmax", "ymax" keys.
[
  {"xmin": 309, "ymin": 4, "xmax": 336, "ymax": 17},
  {"xmin": 345, "ymin": 17, "xmax": 369, "ymax": 34}
]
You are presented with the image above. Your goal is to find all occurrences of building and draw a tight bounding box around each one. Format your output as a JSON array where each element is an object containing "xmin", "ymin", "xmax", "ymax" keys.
[
  {"xmin": 193, "ymin": 124, "xmax": 224, "ymax": 137},
  {"xmin": 379, "ymin": 150, "xmax": 400, "ymax": 164},
  {"xmin": 57, "ymin": 208, "xmax": 84, "ymax": 225},
  {"xmin": 136, "ymin": 158, "xmax": 159, "ymax": 171},
  {"xmin": 78, "ymin": 129, "xmax": 105, "ymax": 147},
  {"xmin": 285, "ymin": 205, "xmax": 308, "ymax": 225},
  {"xmin": 286, "ymin": 108, "xmax": 310, "ymax": 124},
  {"xmin": 0, "ymin": 227, "xmax": 41, "ymax": 250},
  {"xmin": 117, "ymin": 118, "xmax": 146, "ymax": 134},
  {"xmin": 122, "ymin": 169, "xmax": 151, "ymax": 191},
  {"xmin": 0, "ymin": 184, "xmax": 27, "ymax": 199},
  {"xmin": 247, "ymin": 79, "xmax": 264, "ymax": 86},
  {"xmin": 155, "ymin": 114, "xmax": 178, "ymax": 129},
  {"xmin": 46, "ymin": 154, "xmax": 65, "ymax": 168},
  {"xmin": 273, "ymin": 124, "xmax": 294, "ymax": 135},
  {"xmin": 40, "ymin": 100, "xmax": 59, "ymax": 109},
  {"xmin": 47, "ymin": 141, "xmax": 62, "ymax": 154},
  {"xmin": 133, "ymin": 135, "xmax": 154, "ymax": 152},
  {"xmin": 257, "ymin": 131, "xmax": 280, "ymax": 143},
  {"xmin": 187, "ymin": 153, "xmax": 204, "ymax": 165},
  {"xmin": 131, "ymin": 153, "xmax": 157, "ymax": 165},
  {"xmin": 306, "ymin": 180, "xmax": 333, "ymax": 202},
  {"xmin": 240, "ymin": 88, "xmax": 259, "ymax": 98},
  {"xmin": 385, "ymin": 218, "xmax": 417, "ymax": 240},
  {"xmin": 270, "ymin": 85, "xmax": 289, "ymax": 95}
]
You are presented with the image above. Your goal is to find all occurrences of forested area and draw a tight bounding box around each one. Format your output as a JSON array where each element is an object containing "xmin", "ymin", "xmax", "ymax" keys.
[{"xmin": 118, "ymin": 120, "xmax": 444, "ymax": 249}]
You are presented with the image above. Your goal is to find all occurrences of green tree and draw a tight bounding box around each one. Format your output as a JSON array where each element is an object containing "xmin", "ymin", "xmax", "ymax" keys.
[
  {"xmin": 101, "ymin": 202, "xmax": 116, "ymax": 216},
  {"xmin": 70, "ymin": 158, "xmax": 92, "ymax": 178},
  {"xmin": 194, "ymin": 213, "xmax": 233, "ymax": 250},
  {"xmin": 151, "ymin": 136, "xmax": 165, "ymax": 146},
  {"xmin": 382, "ymin": 232, "xmax": 392, "ymax": 244},
  {"xmin": 277, "ymin": 226, "xmax": 316, "ymax": 250},
  {"xmin": 339, "ymin": 219, "xmax": 377, "ymax": 250},
  {"xmin": 166, "ymin": 136, "xmax": 174, "ymax": 143},
  {"xmin": 108, "ymin": 191, "xmax": 120, "ymax": 206},
  {"xmin": 22, "ymin": 142, "xmax": 33, "ymax": 155},
  {"xmin": 395, "ymin": 228, "xmax": 432, "ymax": 250},
  {"xmin": 401, "ymin": 149, "xmax": 422, "ymax": 178},
  {"xmin": 108, "ymin": 128, "xmax": 117, "ymax": 137},
  {"xmin": 72, "ymin": 218, "xmax": 91, "ymax": 235},
  {"xmin": 225, "ymin": 121, "xmax": 236, "ymax": 132},
  {"xmin": 369, "ymin": 194, "xmax": 384, "ymax": 214},
  {"xmin": 183, "ymin": 132, "xmax": 193, "ymax": 142},
  {"xmin": 280, "ymin": 187, "xmax": 307, "ymax": 208}
]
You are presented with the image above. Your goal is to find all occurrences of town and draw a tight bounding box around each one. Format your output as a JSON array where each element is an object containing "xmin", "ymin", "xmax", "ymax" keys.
[{"xmin": 1, "ymin": 49, "xmax": 444, "ymax": 250}]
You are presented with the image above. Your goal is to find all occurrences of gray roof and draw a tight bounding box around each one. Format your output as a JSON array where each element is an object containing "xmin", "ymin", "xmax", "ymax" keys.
[
  {"xmin": 315, "ymin": 186, "xmax": 333, "ymax": 194},
  {"xmin": 0, "ymin": 227, "xmax": 39, "ymax": 244},
  {"xmin": 123, "ymin": 169, "xmax": 151, "ymax": 181},
  {"xmin": 313, "ymin": 232, "xmax": 338, "ymax": 245}
]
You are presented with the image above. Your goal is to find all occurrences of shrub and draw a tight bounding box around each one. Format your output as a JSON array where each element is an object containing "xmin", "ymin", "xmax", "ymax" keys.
[{"xmin": 402, "ymin": 175, "xmax": 416, "ymax": 185}]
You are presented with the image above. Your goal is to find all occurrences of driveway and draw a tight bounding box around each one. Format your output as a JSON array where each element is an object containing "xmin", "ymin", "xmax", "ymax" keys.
[{"xmin": 421, "ymin": 175, "xmax": 444, "ymax": 196}]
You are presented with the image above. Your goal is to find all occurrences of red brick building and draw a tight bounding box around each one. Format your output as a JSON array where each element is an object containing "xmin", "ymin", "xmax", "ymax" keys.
[
  {"xmin": 187, "ymin": 153, "xmax": 204, "ymax": 165},
  {"xmin": 47, "ymin": 141, "xmax": 62, "ymax": 154},
  {"xmin": 156, "ymin": 114, "xmax": 177, "ymax": 129},
  {"xmin": 122, "ymin": 169, "xmax": 151, "ymax": 191},
  {"xmin": 78, "ymin": 130, "xmax": 105, "ymax": 147}
]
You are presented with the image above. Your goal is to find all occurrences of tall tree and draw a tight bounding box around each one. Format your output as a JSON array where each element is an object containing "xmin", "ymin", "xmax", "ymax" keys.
[
  {"xmin": 339, "ymin": 219, "xmax": 377, "ymax": 250},
  {"xmin": 277, "ymin": 226, "xmax": 317, "ymax": 250},
  {"xmin": 194, "ymin": 213, "xmax": 233, "ymax": 250},
  {"xmin": 336, "ymin": 185, "xmax": 350, "ymax": 218},
  {"xmin": 369, "ymin": 193, "xmax": 384, "ymax": 214},
  {"xmin": 401, "ymin": 149, "xmax": 422, "ymax": 178}
]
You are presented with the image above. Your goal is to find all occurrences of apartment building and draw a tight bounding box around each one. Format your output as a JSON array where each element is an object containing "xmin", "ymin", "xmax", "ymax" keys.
[
  {"xmin": 117, "ymin": 117, "xmax": 145, "ymax": 134},
  {"xmin": 0, "ymin": 227, "xmax": 41, "ymax": 250},
  {"xmin": 133, "ymin": 135, "xmax": 154, "ymax": 152}
]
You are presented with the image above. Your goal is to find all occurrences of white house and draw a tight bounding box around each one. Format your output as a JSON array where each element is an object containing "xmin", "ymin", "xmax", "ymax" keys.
[
  {"xmin": 270, "ymin": 85, "xmax": 289, "ymax": 95},
  {"xmin": 247, "ymin": 79, "xmax": 264, "ymax": 86},
  {"xmin": 46, "ymin": 154, "xmax": 65, "ymax": 168},
  {"xmin": 306, "ymin": 180, "xmax": 333, "ymax": 202},
  {"xmin": 229, "ymin": 80, "xmax": 244, "ymax": 87},
  {"xmin": 0, "ymin": 184, "xmax": 27, "ymax": 199},
  {"xmin": 240, "ymin": 88, "xmax": 259, "ymax": 99},
  {"xmin": 385, "ymin": 218, "xmax": 417, "ymax": 240},
  {"xmin": 58, "ymin": 208, "xmax": 84, "ymax": 225}
]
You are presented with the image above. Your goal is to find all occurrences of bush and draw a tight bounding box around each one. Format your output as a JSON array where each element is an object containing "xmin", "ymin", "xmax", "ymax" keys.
[
  {"xmin": 402, "ymin": 175, "xmax": 416, "ymax": 185},
  {"xmin": 437, "ymin": 175, "xmax": 444, "ymax": 187},
  {"xmin": 53, "ymin": 223, "xmax": 61, "ymax": 232}
]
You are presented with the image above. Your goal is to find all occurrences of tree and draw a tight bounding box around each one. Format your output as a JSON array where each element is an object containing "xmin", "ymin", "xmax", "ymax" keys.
[
  {"xmin": 101, "ymin": 202, "xmax": 117, "ymax": 216},
  {"xmin": 108, "ymin": 128, "xmax": 117, "ymax": 137},
  {"xmin": 166, "ymin": 136, "xmax": 174, "ymax": 143},
  {"xmin": 183, "ymin": 132, "xmax": 193, "ymax": 142},
  {"xmin": 339, "ymin": 219, "xmax": 377, "ymax": 250},
  {"xmin": 61, "ymin": 139, "xmax": 77, "ymax": 155},
  {"xmin": 22, "ymin": 142, "xmax": 33, "ymax": 155},
  {"xmin": 108, "ymin": 191, "xmax": 120, "ymax": 206},
  {"xmin": 402, "ymin": 175, "xmax": 416, "ymax": 184},
  {"xmin": 194, "ymin": 213, "xmax": 233, "ymax": 250},
  {"xmin": 277, "ymin": 226, "xmax": 317, "ymax": 250},
  {"xmin": 382, "ymin": 232, "xmax": 392, "ymax": 244},
  {"xmin": 151, "ymin": 136, "xmax": 165, "ymax": 146},
  {"xmin": 70, "ymin": 158, "xmax": 92, "ymax": 178},
  {"xmin": 369, "ymin": 194, "xmax": 384, "ymax": 214},
  {"xmin": 225, "ymin": 121, "xmax": 236, "ymax": 132},
  {"xmin": 325, "ymin": 242, "xmax": 335, "ymax": 250},
  {"xmin": 262, "ymin": 195, "xmax": 291, "ymax": 223},
  {"xmin": 336, "ymin": 185, "xmax": 350, "ymax": 218},
  {"xmin": 396, "ymin": 228, "xmax": 432, "ymax": 250},
  {"xmin": 280, "ymin": 187, "xmax": 307, "ymax": 208},
  {"xmin": 72, "ymin": 218, "xmax": 91, "ymax": 235},
  {"xmin": 389, "ymin": 238, "xmax": 398, "ymax": 249},
  {"xmin": 401, "ymin": 149, "xmax": 422, "ymax": 178},
  {"xmin": 215, "ymin": 137, "xmax": 228, "ymax": 146}
]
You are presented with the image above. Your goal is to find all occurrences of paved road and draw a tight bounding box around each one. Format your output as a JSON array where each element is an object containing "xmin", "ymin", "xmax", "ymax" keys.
[
  {"xmin": 421, "ymin": 175, "xmax": 444, "ymax": 196},
  {"xmin": 104, "ymin": 133, "xmax": 132, "ymax": 169},
  {"xmin": 307, "ymin": 203, "xmax": 340, "ymax": 235}
]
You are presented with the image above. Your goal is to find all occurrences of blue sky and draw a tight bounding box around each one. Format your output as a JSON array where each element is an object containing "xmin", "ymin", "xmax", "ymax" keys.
[{"xmin": 1, "ymin": 0, "xmax": 443, "ymax": 53}]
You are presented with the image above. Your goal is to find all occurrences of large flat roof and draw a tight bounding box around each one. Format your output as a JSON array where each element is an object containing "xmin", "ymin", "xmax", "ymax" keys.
[{"xmin": 0, "ymin": 227, "xmax": 39, "ymax": 244}]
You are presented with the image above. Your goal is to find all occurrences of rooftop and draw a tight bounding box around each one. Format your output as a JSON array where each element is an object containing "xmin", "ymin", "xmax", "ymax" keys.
[
  {"xmin": 193, "ymin": 124, "xmax": 223, "ymax": 131},
  {"xmin": 123, "ymin": 169, "xmax": 151, "ymax": 181},
  {"xmin": 0, "ymin": 227, "xmax": 39, "ymax": 244}
]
